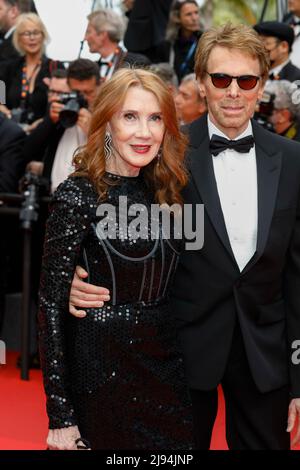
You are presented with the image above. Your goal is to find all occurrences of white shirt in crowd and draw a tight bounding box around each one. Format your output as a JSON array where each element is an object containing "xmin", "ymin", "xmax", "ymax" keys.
[
  {"xmin": 290, "ymin": 16, "xmax": 300, "ymax": 69},
  {"xmin": 208, "ymin": 115, "xmax": 258, "ymax": 272},
  {"xmin": 93, "ymin": 0, "xmax": 124, "ymax": 16},
  {"xmin": 51, "ymin": 125, "xmax": 87, "ymax": 193}
]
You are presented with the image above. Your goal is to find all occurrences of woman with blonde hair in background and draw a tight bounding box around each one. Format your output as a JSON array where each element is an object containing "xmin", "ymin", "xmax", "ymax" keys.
[{"xmin": 0, "ymin": 12, "xmax": 63, "ymax": 131}]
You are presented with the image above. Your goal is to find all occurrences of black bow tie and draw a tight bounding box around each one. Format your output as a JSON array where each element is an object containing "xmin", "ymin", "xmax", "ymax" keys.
[
  {"xmin": 98, "ymin": 59, "xmax": 110, "ymax": 67},
  {"xmin": 291, "ymin": 18, "xmax": 300, "ymax": 26},
  {"xmin": 210, "ymin": 134, "xmax": 255, "ymax": 156}
]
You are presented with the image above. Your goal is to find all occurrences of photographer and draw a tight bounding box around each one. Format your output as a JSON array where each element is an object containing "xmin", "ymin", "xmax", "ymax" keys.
[{"xmin": 22, "ymin": 59, "xmax": 100, "ymax": 193}]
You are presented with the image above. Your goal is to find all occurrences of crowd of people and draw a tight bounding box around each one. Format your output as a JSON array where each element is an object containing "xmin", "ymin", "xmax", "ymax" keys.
[{"xmin": 1, "ymin": 0, "xmax": 300, "ymax": 452}]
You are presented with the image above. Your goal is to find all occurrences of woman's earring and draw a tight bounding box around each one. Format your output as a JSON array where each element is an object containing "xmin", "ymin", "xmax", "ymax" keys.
[
  {"xmin": 156, "ymin": 148, "xmax": 162, "ymax": 167},
  {"xmin": 104, "ymin": 132, "xmax": 112, "ymax": 160}
]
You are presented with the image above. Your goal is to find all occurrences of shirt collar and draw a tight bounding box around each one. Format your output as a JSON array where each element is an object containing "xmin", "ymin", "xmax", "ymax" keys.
[
  {"xmin": 269, "ymin": 58, "xmax": 290, "ymax": 76},
  {"xmin": 207, "ymin": 114, "xmax": 253, "ymax": 141},
  {"xmin": 4, "ymin": 26, "xmax": 15, "ymax": 39},
  {"xmin": 99, "ymin": 52, "xmax": 114, "ymax": 64}
]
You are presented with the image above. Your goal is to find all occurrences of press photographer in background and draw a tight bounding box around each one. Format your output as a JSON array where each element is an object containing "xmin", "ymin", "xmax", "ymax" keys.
[
  {"xmin": 23, "ymin": 59, "xmax": 100, "ymax": 193},
  {"xmin": 266, "ymin": 80, "xmax": 300, "ymax": 142}
]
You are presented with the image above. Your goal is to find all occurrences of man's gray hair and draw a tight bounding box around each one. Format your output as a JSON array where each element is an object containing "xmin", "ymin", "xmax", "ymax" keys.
[
  {"xmin": 87, "ymin": 8, "xmax": 126, "ymax": 43},
  {"xmin": 181, "ymin": 73, "xmax": 202, "ymax": 100},
  {"xmin": 265, "ymin": 80, "xmax": 300, "ymax": 120}
]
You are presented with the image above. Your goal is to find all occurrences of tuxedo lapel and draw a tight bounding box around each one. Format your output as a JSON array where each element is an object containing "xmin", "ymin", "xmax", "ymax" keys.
[
  {"xmin": 242, "ymin": 122, "xmax": 282, "ymax": 274},
  {"xmin": 188, "ymin": 118, "xmax": 238, "ymax": 266}
]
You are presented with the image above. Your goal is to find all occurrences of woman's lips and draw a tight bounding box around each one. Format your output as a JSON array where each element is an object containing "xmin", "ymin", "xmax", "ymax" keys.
[{"xmin": 131, "ymin": 145, "xmax": 152, "ymax": 154}]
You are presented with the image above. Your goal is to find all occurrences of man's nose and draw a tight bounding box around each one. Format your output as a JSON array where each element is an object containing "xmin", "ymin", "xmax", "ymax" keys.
[{"xmin": 226, "ymin": 79, "xmax": 240, "ymax": 98}]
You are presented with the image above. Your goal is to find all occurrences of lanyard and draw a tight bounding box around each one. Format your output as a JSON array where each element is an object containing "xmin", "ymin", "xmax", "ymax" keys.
[
  {"xmin": 180, "ymin": 40, "xmax": 197, "ymax": 74},
  {"xmin": 21, "ymin": 60, "xmax": 41, "ymax": 107}
]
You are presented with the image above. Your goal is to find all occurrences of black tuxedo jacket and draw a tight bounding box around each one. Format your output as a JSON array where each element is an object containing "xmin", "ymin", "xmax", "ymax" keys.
[
  {"xmin": 170, "ymin": 114, "xmax": 300, "ymax": 397},
  {"xmin": 0, "ymin": 112, "xmax": 25, "ymax": 193},
  {"xmin": 0, "ymin": 34, "xmax": 19, "ymax": 63},
  {"xmin": 22, "ymin": 115, "xmax": 65, "ymax": 182},
  {"xmin": 276, "ymin": 61, "xmax": 300, "ymax": 81},
  {"xmin": 124, "ymin": 0, "xmax": 173, "ymax": 52}
]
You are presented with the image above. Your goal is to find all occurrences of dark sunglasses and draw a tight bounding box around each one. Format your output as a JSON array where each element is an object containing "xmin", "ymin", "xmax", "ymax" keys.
[{"xmin": 206, "ymin": 72, "xmax": 261, "ymax": 90}]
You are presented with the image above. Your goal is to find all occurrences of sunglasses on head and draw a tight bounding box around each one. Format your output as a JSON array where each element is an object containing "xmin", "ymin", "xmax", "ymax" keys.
[{"xmin": 206, "ymin": 72, "xmax": 261, "ymax": 90}]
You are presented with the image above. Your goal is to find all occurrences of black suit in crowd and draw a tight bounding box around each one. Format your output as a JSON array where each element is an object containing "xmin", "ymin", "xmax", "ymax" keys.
[
  {"xmin": 124, "ymin": 0, "xmax": 173, "ymax": 63},
  {"xmin": 170, "ymin": 114, "xmax": 300, "ymax": 449},
  {"xmin": 0, "ymin": 112, "xmax": 25, "ymax": 193},
  {"xmin": 0, "ymin": 33, "xmax": 19, "ymax": 63},
  {"xmin": 270, "ymin": 60, "xmax": 300, "ymax": 81},
  {"xmin": 0, "ymin": 112, "xmax": 26, "ymax": 332},
  {"xmin": 22, "ymin": 114, "xmax": 64, "ymax": 182}
]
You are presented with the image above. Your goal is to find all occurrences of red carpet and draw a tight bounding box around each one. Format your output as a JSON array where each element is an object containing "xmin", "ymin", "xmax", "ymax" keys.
[{"xmin": 0, "ymin": 352, "xmax": 298, "ymax": 451}]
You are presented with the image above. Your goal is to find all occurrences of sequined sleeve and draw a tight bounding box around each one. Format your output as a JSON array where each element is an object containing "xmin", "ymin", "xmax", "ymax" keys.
[{"xmin": 38, "ymin": 177, "xmax": 95, "ymax": 429}]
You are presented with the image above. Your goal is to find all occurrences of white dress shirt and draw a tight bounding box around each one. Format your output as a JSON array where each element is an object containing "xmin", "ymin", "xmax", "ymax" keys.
[
  {"xmin": 208, "ymin": 116, "xmax": 258, "ymax": 271},
  {"xmin": 267, "ymin": 59, "xmax": 290, "ymax": 82},
  {"xmin": 290, "ymin": 16, "xmax": 300, "ymax": 69},
  {"xmin": 51, "ymin": 125, "xmax": 87, "ymax": 193},
  {"xmin": 4, "ymin": 26, "xmax": 16, "ymax": 39}
]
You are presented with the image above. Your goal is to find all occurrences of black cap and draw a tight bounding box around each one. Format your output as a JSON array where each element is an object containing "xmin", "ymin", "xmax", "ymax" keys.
[{"xmin": 253, "ymin": 21, "xmax": 295, "ymax": 49}]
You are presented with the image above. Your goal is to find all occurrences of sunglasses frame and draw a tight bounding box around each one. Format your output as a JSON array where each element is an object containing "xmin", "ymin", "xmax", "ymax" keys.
[{"xmin": 206, "ymin": 72, "xmax": 261, "ymax": 90}]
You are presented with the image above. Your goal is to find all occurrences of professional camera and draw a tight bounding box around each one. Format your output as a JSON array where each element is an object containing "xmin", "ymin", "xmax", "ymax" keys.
[
  {"xmin": 19, "ymin": 172, "xmax": 49, "ymax": 230},
  {"xmin": 254, "ymin": 91, "xmax": 275, "ymax": 132},
  {"xmin": 58, "ymin": 91, "xmax": 88, "ymax": 129}
]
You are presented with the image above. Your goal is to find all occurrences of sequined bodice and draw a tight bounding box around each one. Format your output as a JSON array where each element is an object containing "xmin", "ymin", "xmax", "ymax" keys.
[{"xmin": 79, "ymin": 173, "xmax": 181, "ymax": 306}]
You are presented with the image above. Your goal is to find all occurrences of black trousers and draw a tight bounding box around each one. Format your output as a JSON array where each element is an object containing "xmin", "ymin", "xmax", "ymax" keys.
[{"xmin": 189, "ymin": 323, "xmax": 290, "ymax": 450}]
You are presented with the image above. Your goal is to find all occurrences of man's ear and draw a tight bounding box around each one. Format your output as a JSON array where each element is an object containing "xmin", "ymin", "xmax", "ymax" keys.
[
  {"xmin": 198, "ymin": 80, "xmax": 206, "ymax": 98},
  {"xmin": 257, "ymin": 83, "xmax": 264, "ymax": 102},
  {"xmin": 10, "ymin": 5, "xmax": 19, "ymax": 21}
]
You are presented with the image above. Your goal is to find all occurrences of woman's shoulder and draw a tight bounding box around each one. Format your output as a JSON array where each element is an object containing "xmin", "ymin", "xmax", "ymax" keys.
[{"xmin": 52, "ymin": 176, "xmax": 98, "ymax": 206}]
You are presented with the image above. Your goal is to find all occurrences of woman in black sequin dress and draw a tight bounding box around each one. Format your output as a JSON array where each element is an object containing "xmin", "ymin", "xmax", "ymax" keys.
[{"xmin": 38, "ymin": 68, "xmax": 194, "ymax": 450}]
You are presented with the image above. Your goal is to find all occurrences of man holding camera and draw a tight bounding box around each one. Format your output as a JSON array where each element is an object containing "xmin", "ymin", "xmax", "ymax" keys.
[{"xmin": 23, "ymin": 59, "xmax": 100, "ymax": 193}]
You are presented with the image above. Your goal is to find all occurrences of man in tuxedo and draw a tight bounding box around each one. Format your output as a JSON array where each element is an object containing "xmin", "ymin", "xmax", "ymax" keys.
[
  {"xmin": 85, "ymin": 8, "xmax": 150, "ymax": 81},
  {"xmin": 67, "ymin": 23, "xmax": 300, "ymax": 449}
]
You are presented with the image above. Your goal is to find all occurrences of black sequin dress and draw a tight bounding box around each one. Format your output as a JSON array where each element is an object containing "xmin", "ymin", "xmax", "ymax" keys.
[{"xmin": 38, "ymin": 173, "xmax": 193, "ymax": 450}]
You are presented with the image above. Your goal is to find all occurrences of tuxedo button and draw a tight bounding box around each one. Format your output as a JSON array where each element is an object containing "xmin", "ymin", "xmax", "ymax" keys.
[{"xmin": 236, "ymin": 280, "xmax": 242, "ymax": 288}]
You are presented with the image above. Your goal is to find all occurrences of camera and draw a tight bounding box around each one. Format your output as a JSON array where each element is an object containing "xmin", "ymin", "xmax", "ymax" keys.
[
  {"xmin": 19, "ymin": 172, "xmax": 50, "ymax": 229},
  {"xmin": 254, "ymin": 91, "xmax": 275, "ymax": 132},
  {"xmin": 57, "ymin": 91, "xmax": 88, "ymax": 129}
]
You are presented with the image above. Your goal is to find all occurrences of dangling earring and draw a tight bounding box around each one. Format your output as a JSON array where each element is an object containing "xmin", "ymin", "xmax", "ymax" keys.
[
  {"xmin": 156, "ymin": 148, "xmax": 162, "ymax": 167},
  {"xmin": 104, "ymin": 131, "xmax": 112, "ymax": 160}
]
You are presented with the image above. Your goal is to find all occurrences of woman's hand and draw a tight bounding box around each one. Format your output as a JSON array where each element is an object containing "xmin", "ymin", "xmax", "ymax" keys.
[{"xmin": 47, "ymin": 425, "xmax": 81, "ymax": 450}]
